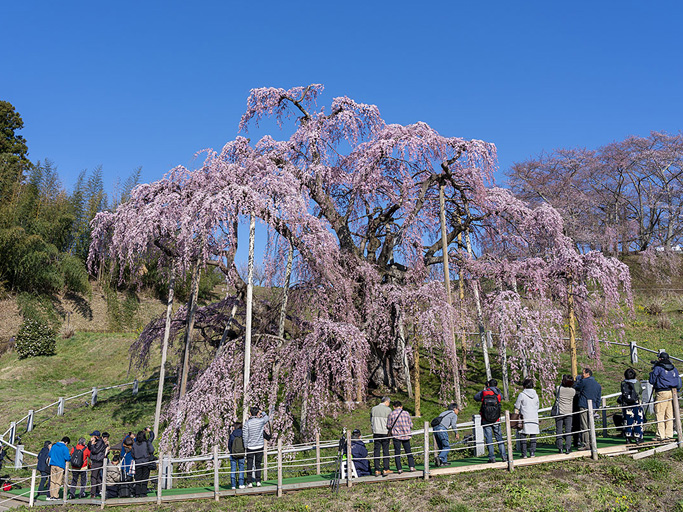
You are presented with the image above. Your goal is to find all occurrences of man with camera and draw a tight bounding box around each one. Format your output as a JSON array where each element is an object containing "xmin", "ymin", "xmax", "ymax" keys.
[{"xmin": 649, "ymin": 352, "xmax": 682, "ymax": 441}]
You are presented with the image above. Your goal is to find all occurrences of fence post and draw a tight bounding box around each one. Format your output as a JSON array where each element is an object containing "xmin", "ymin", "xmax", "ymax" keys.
[
  {"xmin": 157, "ymin": 453, "xmax": 164, "ymax": 505},
  {"xmin": 100, "ymin": 458, "xmax": 107, "ymax": 509},
  {"xmin": 91, "ymin": 387, "xmax": 98, "ymax": 407},
  {"xmin": 672, "ymin": 389, "xmax": 683, "ymax": 449},
  {"xmin": 346, "ymin": 430, "xmax": 352, "ymax": 488},
  {"xmin": 63, "ymin": 463, "xmax": 69, "ymax": 504},
  {"xmin": 263, "ymin": 439, "xmax": 268, "ymax": 481},
  {"xmin": 601, "ymin": 397, "xmax": 608, "ymax": 438},
  {"xmin": 587, "ymin": 401, "xmax": 598, "ymax": 461},
  {"xmin": 132, "ymin": 379, "xmax": 139, "ymax": 396},
  {"xmin": 423, "ymin": 421, "xmax": 430, "ymax": 480},
  {"xmin": 629, "ymin": 341, "xmax": 638, "ymax": 364},
  {"xmin": 8, "ymin": 421, "xmax": 15, "ymax": 444},
  {"xmin": 14, "ymin": 445, "xmax": 23, "ymax": 469},
  {"xmin": 505, "ymin": 411, "xmax": 514, "ymax": 472},
  {"xmin": 315, "ymin": 432, "xmax": 321, "ymax": 475},
  {"xmin": 58, "ymin": 397, "xmax": 65, "ymax": 416},
  {"xmin": 29, "ymin": 468, "xmax": 36, "ymax": 507},
  {"xmin": 213, "ymin": 445, "xmax": 219, "ymax": 501},
  {"xmin": 27, "ymin": 410, "xmax": 34, "ymax": 432},
  {"xmin": 486, "ymin": 330, "xmax": 493, "ymax": 349},
  {"xmin": 473, "ymin": 414, "xmax": 485, "ymax": 456},
  {"xmin": 277, "ymin": 438, "xmax": 283, "ymax": 497}
]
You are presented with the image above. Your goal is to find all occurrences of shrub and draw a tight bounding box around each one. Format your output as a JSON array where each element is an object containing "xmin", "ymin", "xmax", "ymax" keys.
[
  {"xmin": 15, "ymin": 318, "xmax": 57, "ymax": 358},
  {"xmin": 644, "ymin": 300, "xmax": 663, "ymax": 316},
  {"xmin": 657, "ymin": 315, "xmax": 672, "ymax": 330}
]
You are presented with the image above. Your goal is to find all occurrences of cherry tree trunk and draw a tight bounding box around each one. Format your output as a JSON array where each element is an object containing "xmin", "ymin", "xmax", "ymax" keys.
[
  {"xmin": 412, "ymin": 342, "xmax": 421, "ymax": 417},
  {"xmin": 568, "ymin": 280, "xmax": 578, "ymax": 378},
  {"xmin": 179, "ymin": 263, "xmax": 200, "ymax": 398},
  {"xmin": 242, "ymin": 213, "xmax": 256, "ymax": 424},
  {"xmin": 154, "ymin": 268, "xmax": 175, "ymax": 437},
  {"xmin": 439, "ymin": 184, "xmax": 462, "ymax": 403}
]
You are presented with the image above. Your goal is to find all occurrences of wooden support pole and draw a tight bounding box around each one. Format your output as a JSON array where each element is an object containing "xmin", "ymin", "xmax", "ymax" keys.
[
  {"xmin": 505, "ymin": 410, "xmax": 514, "ymax": 472},
  {"xmin": 423, "ymin": 421, "xmax": 430, "ymax": 480},
  {"xmin": 100, "ymin": 459, "xmax": 106, "ymax": 509},
  {"xmin": 180, "ymin": 263, "xmax": 201, "ymax": 398},
  {"xmin": 63, "ymin": 464, "xmax": 69, "ymax": 504},
  {"xmin": 213, "ymin": 445, "xmax": 220, "ymax": 501},
  {"xmin": 132, "ymin": 379, "xmax": 139, "ymax": 396},
  {"xmin": 91, "ymin": 387, "xmax": 98, "ymax": 407},
  {"xmin": 58, "ymin": 397, "xmax": 64, "ymax": 416},
  {"xmin": 154, "ymin": 270, "xmax": 175, "ymax": 438},
  {"xmin": 601, "ymin": 397, "xmax": 608, "ymax": 438},
  {"xmin": 346, "ymin": 430, "xmax": 352, "ymax": 488},
  {"xmin": 315, "ymin": 432, "xmax": 321, "ymax": 475},
  {"xmin": 630, "ymin": 341, "xmax": 638, "ymax": 364},
  {"xmin": 157, "ymin": 453, "xmax": 164, "ymax": 505},
  {"xmin": 588, "ymin": 401, "xmax": 598, "ymax": 461},
  {"xmin": 263, "ymin": 439, "xmax": 268, "ymax": 481},
  {"xmin": 672, "ymin": 389, "xmax": 683, "ymax": 449},
  {"xmin": 29, "ymin": 468, "xmax": 36, "ymax": 507},
  {"xmin": 568, "ymin": 280, "xmax": 578, "ymax": 379},
  {"xmin": 277, "ymin": 438, "xmax": 283, "ymax": 497},
  {"xmin": 242, "ymin": 214, "xmax": 256, "ymax": 424},
  {"xmin": 27, "ymin": 410, "xmax": 34, "ymax": 432},
  {"xmin": 8, "ymin": 422, "xmax": 15, "ymax": 444}
]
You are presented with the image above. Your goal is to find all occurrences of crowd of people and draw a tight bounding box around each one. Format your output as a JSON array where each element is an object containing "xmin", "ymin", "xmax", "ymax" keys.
[
  {"xmin": 28, "ymin": 353, "xmax": 681, "ymax": 499},
  {"xmin": 35, "ymin": 428, "xmax": 156, "ymax": 501}
]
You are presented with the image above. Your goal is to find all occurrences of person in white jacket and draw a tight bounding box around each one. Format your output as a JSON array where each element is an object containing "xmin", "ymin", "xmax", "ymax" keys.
[{"xmin": 515, "ymin": 378, "xmax": 540, "ymax": 458}]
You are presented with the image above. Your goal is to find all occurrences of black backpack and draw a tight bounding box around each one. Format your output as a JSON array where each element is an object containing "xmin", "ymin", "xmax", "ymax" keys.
[
  {"xmin": 431, "ymin": 410, "xmax": 453, "ymax": 428},
  {"xmin": 620, "ymin": 381, "xmax": 639, "ymax": 406},
  {"xmin": 231, "ymin": 435, "xmax": 245, "ymax": 459},
  {"xmin": 480, "ymin": 390, "xmax": 501, "ymax": 424},
  {"xmin": 70, "ymin": 447, "xmax": 84, "ymax": 468}
]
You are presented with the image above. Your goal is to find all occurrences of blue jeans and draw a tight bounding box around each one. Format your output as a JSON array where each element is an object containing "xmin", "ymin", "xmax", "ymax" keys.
[
  {"xmin": 230, "ymin": 456, "xmax": 245, "ymax": 488},
  {"xmin": 483, "ymin": 423, "xmax": 507, "ymax": 461},
  {"xmin": 433, "ymin": 426, "xmax": 450, "ymax": 463}
]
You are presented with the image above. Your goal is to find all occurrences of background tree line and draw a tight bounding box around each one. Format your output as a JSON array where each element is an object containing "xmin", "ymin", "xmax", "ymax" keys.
[{"xmin": 508, "ymin": 131, "xmax": 683, "ymax": 255}]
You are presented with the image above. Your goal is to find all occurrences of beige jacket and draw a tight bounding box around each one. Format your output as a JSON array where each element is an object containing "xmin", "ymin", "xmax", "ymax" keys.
[{"xmin": 371, "ymin": 403, "xmax": 392, "ymax": 435}]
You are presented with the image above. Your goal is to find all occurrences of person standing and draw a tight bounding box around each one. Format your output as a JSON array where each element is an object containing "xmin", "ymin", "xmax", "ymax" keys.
[
  {"xmin": 47, "ymin": 437, "xmax": 70, "ymax": 501},
  {"xmin": 649, "ymin": 352, "xmax": 682, "ymax": 441},
  {"xmin": 119, "ymin": 437, "xmax": 135, "ymax": 498},
  {"xmin": 386, "ymin": 401, "xmax": 415, "ymax": 474},
  {"xmin": 88, "ymin": 430, "xmax": 108, "ymax": 498},
  {"xmin": 554, "ymin": 375, "xmax": 576, "ymax": 454},
  {"xmin": 432, "ymin": 403, "xmax": 459, "ymax": 467},
  {"xmin": 131, "ymin": 430, "xmax": 155, "ymax": 498},
  {"xmin": 620, "ymin": 368, "xmax": 644, "ymax": 444},
  {"xmin": 574, "ymin": 368, "xmax": 602, "ymax": 450},
  {"xmin": 105, "ymin": 455, "xmax": 122, "ymax": 499},
  {"xmin": 514, "ymin": 379, "xmax": 540, "ymax": 458},
  {"xmin": 243, "ymin": 406, "xmax": 269, "ymax": 487},
  {"xmin": 68, "ymin": 437, "xmax": 90, "ymax": 499},
  {"xmin": 370, "ymin": 397, "xmax": 392, "ymax": 476},
  {"xmin": 474, "ymin": 379, "xmax": 507, "ymax": 463},
  {"xmin": 36, "ymin": 441, "xmax": 51, "ymax": 497},
  {"xmin": 228, "ymin": 422, "xmax": 246, "ymax": 489}
]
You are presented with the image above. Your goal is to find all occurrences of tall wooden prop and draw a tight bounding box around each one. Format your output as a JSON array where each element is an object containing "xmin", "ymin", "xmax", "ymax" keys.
[
  {"xmin": 242, "ymin": 213, "xmax": 256, "ymax": 424},
  {"xmin": 568, "ymin": 280, "xmax": 578, "ymax": 378},
  {"xmin": 439, "ymin": 184, "xmax": 462, "ymax": 403},
  {"xmin": 464, "ymin": 224, "xmax": 492, "ymax": 381},
  {"xmin": 179, "ymin": 263, "xmax": 201, "ymax": 397},
  {"xmin": 154, "ymin": 269, "xmax": 175, "ymax": 437},
  {"xmin": 457, "ymin": 231, "xmax": 467, "ymax": 365}
]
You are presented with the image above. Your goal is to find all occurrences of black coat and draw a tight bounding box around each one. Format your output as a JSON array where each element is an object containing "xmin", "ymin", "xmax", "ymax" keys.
[
  {"xmin": 37, "ymin": 441, "xmax": 51, "ymax": 473},
  {"xmin": 131, "ymin": 438, "xmax": 154, "ymax": 463},
  {"xmin": 88, "ymin": 438, "xmax": 107, "ymax": 463}
]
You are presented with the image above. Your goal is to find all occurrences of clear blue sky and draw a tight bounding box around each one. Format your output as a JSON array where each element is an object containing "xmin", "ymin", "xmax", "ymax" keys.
[{"xmin": 3, "ymin": 1, "xmax": 682, "ymax": 190}]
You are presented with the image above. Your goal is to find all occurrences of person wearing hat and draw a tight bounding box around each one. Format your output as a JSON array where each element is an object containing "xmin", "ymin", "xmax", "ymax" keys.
[
  {"xmin": 87, "ymin": 430, "xmax": 108, "ymax": 497},
  {"xmin": 350, "ymin": 429, "xmax": 370, "ymax": 477},
  {"xmin": 649, "ymin": 352, "xmax": 682, "ymax": 441}
]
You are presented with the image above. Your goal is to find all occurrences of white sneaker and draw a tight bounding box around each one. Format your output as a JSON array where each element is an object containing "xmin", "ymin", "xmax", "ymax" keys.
[
  {"xmin": 231, "ymin": 486, "xmax": 236, "ymax": 490},
  {"xmin": 239, "ymin": 485, "xmax": 245, "ymax": 489},
  {"xmin": 256, "ymin": 481, "xmax": 261, "ymax": 487},
  {"xmin": 46, "ymin": 497, "xmax": 57, "ymax": 501},
  {"xmin": 247, "ymin": 483, "xmax": 253, "ymax": 488}
]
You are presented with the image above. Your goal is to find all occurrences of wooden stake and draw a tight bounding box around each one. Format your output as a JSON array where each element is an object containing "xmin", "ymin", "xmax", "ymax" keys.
[
  {"xmin": 154, "ymin": 269, "xmax": 175, "ymax": 438},
  {"xmin": 568, "ymin": 280, "xmax": 578, "ymax": 379},
  {"xmin": 439, "ymin": 183, "xmax": 462, "ymax": 403},
  {"xmin": 346, "ymin": 430, "xmax": 352, "ymax": 488},
  {"xmin": 423, "ymin": 421, "xmax": 430, "ymax": 480},
  {"xmin": 464, "ymin": 224, "xmax": 491, "ymax": 381},
  {"xmin": 242, "ymin": 213, "xmax": 256, "ymax": 424},
  {"xmin": 180, "ymin": 262, "xmax": 201, "ymax": 398},
  {"xmin": 213, "ymin": 445, "xmax": 220, "ymax": 501},
  {"xmin": 100, "ymin": 459, "xmax": 106, "ymax": 509},
  {"xmin": 29, "ymin": 468, "xmax": 36, "ymax": 507},
  {"xmin": 588, "ymin": 402, "xmax": 598, "ymax": 461},
  {"xmin": 413, "ymin": 343, "xmax": 421, "ymax": 418},
  {"xmin": 63, "ymin": 464, "xmax": 69, "ymax": 505},
  {"xmin": 505, "ymin": 410, "xmax": 514, "ymax": 472},
  {"xmin": 315, "ymin": 432, "xmax": 321, "ymax": 475},
  {"xmin": 672, "ymin": 389, "xmax": 683, "ymax": 449},
  {"xmin": 277, "ymin": 439, "xmax": 283, "ymax": 497},
  {"xmin": 263, "ymin": 438, "xmax": 268, "ymax": 481},
  {"xmin": 157, "ymin": 453, "xmax": 164, "ymax": 505}
]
